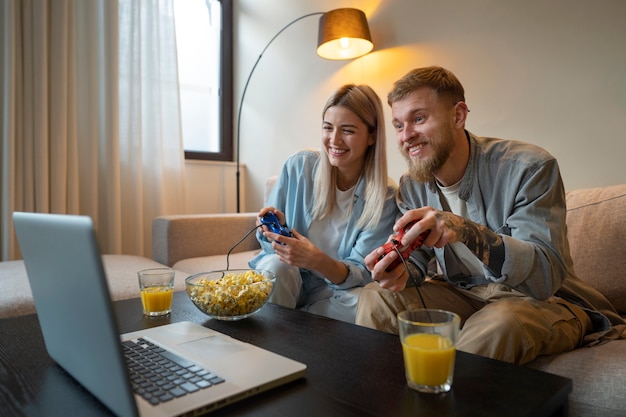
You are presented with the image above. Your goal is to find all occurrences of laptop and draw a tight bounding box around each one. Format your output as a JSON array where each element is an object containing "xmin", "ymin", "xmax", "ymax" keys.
[{"xmin": 13, "ymin": 212, "xmax": 306, "ymax": 417}]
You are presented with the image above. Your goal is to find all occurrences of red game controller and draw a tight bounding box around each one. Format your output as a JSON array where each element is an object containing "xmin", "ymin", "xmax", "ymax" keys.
[{"xmin": 375, "ymin": 221, "xmax": 429, "ymax": 272}]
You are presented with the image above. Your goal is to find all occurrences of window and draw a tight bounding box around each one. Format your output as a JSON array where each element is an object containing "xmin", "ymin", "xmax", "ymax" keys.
[{"xmin": 173, "ymin": 0, "xmax": 232, "ymax": 161}]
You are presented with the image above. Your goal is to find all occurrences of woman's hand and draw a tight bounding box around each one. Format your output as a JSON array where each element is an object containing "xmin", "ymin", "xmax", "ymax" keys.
[
  {"xmin": 267, "ymin": 229, "xmax": 317, "ymax": 268},
  {"xmin": 256, "ymin": 207, "xmax": 287, "ymax": 238},
  {"xmin": 265, "ymin": 228, "xmax": 349, "ymax": 284}
]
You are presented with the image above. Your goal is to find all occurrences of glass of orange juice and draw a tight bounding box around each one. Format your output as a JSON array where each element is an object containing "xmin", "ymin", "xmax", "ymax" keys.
[
  {"xmin": 398, "ymin": 309, "xmax": 460, "ymax": 394},
  {"xmin": 138, "ymin": 268, "xmax": 175, "ymax": 316}
]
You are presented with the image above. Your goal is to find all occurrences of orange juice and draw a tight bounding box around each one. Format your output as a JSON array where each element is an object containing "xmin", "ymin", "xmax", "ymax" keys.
[
  {"xmin": 401, "ymin": 333, "xmax": 455, "ymax": 386},
  {"xmin": 141, "ymin": 286, "xmax": 173, "ymax": 315}
]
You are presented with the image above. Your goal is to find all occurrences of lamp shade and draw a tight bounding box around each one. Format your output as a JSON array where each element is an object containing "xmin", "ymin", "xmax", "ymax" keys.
[{"xmin": 316, "ymin": 8, "xmax": 373, "ymax": 60}]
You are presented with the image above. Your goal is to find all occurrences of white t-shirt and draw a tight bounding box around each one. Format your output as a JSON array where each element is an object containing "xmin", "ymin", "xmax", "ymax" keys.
[
  {"xmin": 438, "ymin": 181, "xmax": 485, "ymax": 278},
  {"xmin": 308, "ymin": 186, "xmax": 354, "ymax": 259}
]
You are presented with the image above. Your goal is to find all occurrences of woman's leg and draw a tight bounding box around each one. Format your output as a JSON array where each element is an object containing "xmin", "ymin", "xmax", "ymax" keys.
[
  {"xmin": 302, "ymin": 287, "xmax": 363, "ymax": 323},
  {"xmin": 254, "ymin": 254, "xmax": 302, "ymax": 308}
]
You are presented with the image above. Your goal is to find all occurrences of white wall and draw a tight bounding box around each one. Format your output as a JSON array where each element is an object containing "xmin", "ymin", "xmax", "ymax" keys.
[
  {"xmin": 184, "ymin": 160, "xmax": 244, "ymax": 213},
  {"xmin": 188, "ymin": 0, "xmax": 626, "ymax": 213}
]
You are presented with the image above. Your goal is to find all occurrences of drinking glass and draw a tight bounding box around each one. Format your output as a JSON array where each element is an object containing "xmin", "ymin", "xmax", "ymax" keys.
[
  {"xmin": 138, "ymin": 268, "xmax": 175, "ymax": 316},
  {"xmin": 398, "ymin": 309, "xmax": 460, "ymax": 394}
]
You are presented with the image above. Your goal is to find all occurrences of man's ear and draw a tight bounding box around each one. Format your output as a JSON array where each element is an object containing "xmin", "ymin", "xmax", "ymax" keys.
[{"xmin": 454, "ymin": 101, "xmax": 469, "ymax": 128}]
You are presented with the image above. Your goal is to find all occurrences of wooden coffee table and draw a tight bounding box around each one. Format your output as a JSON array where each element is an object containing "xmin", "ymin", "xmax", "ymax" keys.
[{"xmin": 0, "ymin": 291, "xmax": 571, "ymax": 416}]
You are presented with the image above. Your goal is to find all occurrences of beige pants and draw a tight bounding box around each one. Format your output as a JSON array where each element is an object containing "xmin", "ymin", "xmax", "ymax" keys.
[{"xmin": 355, "ymin": 280, "xmax": 592, "ymax": 365}]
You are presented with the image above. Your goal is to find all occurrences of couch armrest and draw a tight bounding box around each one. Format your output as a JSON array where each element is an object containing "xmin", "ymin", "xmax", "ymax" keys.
[
  {"xmin": 566, "ymin": 183, "xmax": 626, "ymax": 315},
  {"xmin": 152, "ymin": 213, "xmax": 260, "ymax": 267}
]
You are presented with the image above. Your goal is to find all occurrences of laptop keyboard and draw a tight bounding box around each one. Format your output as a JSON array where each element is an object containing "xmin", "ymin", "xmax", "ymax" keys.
[{"xmin": 122, "ymin": 338, "xmax": 225, "ymax": 405}]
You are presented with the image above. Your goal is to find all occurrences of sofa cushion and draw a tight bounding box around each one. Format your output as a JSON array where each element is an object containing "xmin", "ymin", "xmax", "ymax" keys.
[
  {"xmin": 0, "ymin": 254, "xmax": 187, "ymax": 318},
  {"xmin": 565, "ymin": 184, "xmax": 626, "ymax": 314},
  {"xmin": 0, "ymin": 260, "xmax": 36, "ymax": 318},
  {"xmin": 152, "ymin": 213, "xmax": 260, "ymax": 267},
  {"xmin": 173, "ymin": 250, "xmax": 260, "ymax": 275},
  {"xmin": 527, "ymin": 339, "xmax": 626, "ymax": 417},
  {"xmin": 100, "ymin": 254, "xmax": 188, "ymax": 296}
]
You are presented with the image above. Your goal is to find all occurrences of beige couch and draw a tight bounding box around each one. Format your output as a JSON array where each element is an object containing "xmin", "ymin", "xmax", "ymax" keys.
[
  {"xmin": 0, "ymin": 212, "xmax": 262, "ymax": 319},
  {"xmin": 152, "ymin": 183, "xmax": 626, "ymax": 417},
  {"xmin": 0, "ymin": 254, "xmax": 190, "ymax": 318}
]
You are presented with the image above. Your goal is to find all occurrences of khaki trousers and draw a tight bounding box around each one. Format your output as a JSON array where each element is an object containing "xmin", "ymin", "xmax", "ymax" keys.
[{"xmin": 355, "ymin": 280, "xmax": 592, "ymax": 365}]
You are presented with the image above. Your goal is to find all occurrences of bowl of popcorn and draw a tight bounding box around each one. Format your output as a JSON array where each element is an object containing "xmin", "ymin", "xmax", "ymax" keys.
[{"xmin": 185, "ymin": 269, "xmax": 275, "ymax": 320}]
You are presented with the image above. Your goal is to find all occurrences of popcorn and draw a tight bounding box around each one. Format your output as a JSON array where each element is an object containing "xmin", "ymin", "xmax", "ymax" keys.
[{"xmin": 186, "ymin": 270, "xmax": 273, "ymax": 318}]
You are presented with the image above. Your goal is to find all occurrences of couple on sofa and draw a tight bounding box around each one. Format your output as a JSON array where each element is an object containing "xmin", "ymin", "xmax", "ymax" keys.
[{"xmin": 250, "ymin": 66, "xmax": 626, "ymax": 365}]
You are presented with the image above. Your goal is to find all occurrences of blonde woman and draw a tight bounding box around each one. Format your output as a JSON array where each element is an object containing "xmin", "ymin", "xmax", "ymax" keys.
[{"xmin": 249, "ymin": 84, "xmax": 399, "ymax": 323}]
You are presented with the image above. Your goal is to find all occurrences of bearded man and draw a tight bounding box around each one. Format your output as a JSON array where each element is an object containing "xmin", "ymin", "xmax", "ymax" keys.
[{"xmin": 355, "ymin": 66, "xmax": 626, "ymax": 365}]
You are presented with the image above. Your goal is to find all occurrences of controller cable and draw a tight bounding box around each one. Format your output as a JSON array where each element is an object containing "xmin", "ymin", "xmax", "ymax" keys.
[
  {"xmin": 392, "ymin": 245, "xmax": 428, "ymax": 310},
  {"xmin": 225, "ymin": 224, "xmax": 263, "ymax": 271},
  {"xmin": 225, "ymin": 224, "xmax": 429, "ymax": 311}
]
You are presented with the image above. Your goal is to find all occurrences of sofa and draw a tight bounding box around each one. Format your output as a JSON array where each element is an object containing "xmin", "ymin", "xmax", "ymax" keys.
[
  {"xmin": 151, "ymin": 183, "xmax": 626, "ymax": 417},
  {"xmin": 0, "ymin": 254, "xmax": 191, "ymax": 318},
  {"xmin": 2, "ymin": 183, "xmax": 625, "ymax": 416}
]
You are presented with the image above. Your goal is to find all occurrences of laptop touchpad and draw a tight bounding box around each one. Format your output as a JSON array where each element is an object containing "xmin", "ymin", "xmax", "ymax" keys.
[{"xmin": 177, "ymin": 335, "xmax": 247, "ymax": 360}]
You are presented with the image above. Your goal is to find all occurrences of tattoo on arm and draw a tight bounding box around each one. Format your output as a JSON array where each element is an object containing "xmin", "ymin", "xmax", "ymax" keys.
[{"xmin": 437, "ymin": 212, "xmax": 505, "ymax": 276}]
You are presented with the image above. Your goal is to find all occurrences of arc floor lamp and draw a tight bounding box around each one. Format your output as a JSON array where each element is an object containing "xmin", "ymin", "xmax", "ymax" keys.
[{"xmin": 235, "ymin": 8, "xmax": 374, "ymax": 212}]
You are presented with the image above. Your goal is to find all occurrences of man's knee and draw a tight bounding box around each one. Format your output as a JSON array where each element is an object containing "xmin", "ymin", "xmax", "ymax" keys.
[
  {"xmin": 457, "ymin": 298, "xmax": 584, "ymax": 364},
  {"xmin": 355, "ymin": 283, "xmax": 402, "ymax": 334},
  {"xmin": 456, "ymin": 299, "xmax": 530, "ymax": 363}
]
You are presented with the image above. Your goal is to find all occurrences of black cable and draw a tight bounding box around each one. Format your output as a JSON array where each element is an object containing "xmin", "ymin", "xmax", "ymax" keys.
[
  {"xmin": 393, "ymin": 246, "xmax": 428, "ymax": 309},
  {"xmin": 225, "ymin": 225, "xmax": 263, "ymax": 270},
  {"xmin": 227, "ymin": 224, "xmax": 429, "ymax": 311}
]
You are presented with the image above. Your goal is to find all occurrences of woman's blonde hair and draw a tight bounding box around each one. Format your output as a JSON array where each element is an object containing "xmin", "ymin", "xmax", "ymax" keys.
[{"xmin": 312, "ymin": 84, "xmax": 389, "ymax": 230}]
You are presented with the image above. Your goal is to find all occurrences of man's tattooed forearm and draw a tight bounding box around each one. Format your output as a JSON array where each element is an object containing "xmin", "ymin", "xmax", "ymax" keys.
[{"xmin": 437, "ymin": 211, "xmax": 505, "ymax": 276}]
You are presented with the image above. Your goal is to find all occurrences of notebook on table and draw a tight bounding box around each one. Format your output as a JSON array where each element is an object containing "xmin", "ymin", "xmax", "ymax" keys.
[{"xmin": 13, "ymin": 211, "xmax": 306, "ymax": 417}]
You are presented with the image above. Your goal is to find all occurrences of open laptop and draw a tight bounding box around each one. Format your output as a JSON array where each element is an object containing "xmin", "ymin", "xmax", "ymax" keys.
[{"xmin": 13, "ymin": 212, "xmax": 306, "ymax": 417}]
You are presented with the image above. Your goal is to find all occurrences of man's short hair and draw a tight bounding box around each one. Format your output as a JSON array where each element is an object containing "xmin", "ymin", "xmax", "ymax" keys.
[{"xmin": 388, "ymin": 66, "xmax": 466, "ymax": 108}]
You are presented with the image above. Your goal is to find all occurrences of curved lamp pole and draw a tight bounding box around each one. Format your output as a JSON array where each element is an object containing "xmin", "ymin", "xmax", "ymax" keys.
[{"xmin": 235, "ymin": 9, "xmax": 373, "ymax": 212}]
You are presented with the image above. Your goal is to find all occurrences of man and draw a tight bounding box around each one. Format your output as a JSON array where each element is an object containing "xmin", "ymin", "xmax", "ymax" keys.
[{"xmin": 355, "ymin": 66, "xmax": 626, "ymax": 365}]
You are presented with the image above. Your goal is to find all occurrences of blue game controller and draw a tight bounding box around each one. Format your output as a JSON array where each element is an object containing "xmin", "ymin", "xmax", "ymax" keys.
[{"xmin": 260, "ymin": 212, "xmax": 293, "ymax": 238}]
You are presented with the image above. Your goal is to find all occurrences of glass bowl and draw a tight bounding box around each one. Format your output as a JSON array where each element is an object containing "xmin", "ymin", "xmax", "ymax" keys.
[{"xmin": 185, "ymin": 269, "xmax": 275, "ymax": 321}]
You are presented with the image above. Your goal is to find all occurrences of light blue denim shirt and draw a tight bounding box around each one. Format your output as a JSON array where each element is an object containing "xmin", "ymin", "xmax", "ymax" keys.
[
  {"xmin": 400, "ymin": 132, "xmax": 573, "ymax": 300},
  {"xmin": 400, "ymin": 132, "xmax": 623, "ymax": 335},
  {"xmin": 249, "ymin": 150, "xmax": 399, "ymax": 290}
]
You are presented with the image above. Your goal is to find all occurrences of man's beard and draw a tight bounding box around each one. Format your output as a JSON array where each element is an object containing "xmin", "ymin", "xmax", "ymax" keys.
[{"xmin": 403, "ymin": 124, "xmax": 455, "ymax": 184}]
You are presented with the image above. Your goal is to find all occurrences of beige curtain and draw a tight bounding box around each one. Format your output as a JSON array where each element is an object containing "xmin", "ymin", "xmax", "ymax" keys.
[{"xmin": 0, "ymin": 0, "xmax": 186, "ymax": 261}]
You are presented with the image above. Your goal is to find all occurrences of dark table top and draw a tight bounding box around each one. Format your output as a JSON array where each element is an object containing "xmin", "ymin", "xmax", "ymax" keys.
[{"xmin": 0, "ymin": 291, "xmax": 572, "ymax": 417}]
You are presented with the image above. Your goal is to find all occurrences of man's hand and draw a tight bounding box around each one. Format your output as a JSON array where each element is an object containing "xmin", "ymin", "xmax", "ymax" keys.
[
  {"xmin": 395, "ymin": 206, "xmax": 458, "ymax": 249},
  {"xmin": 396, "ymin": 206, "xmax": 505, "ymax": 276},
  {"xmin": 364, "ymin": 244, "xmax": 410, "ymax": 292}
]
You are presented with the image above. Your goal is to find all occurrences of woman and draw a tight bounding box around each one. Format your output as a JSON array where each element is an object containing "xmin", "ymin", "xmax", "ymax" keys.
[{"xmin": 249, "ymin": 84, "xmax": 399, "ymax": 323}]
